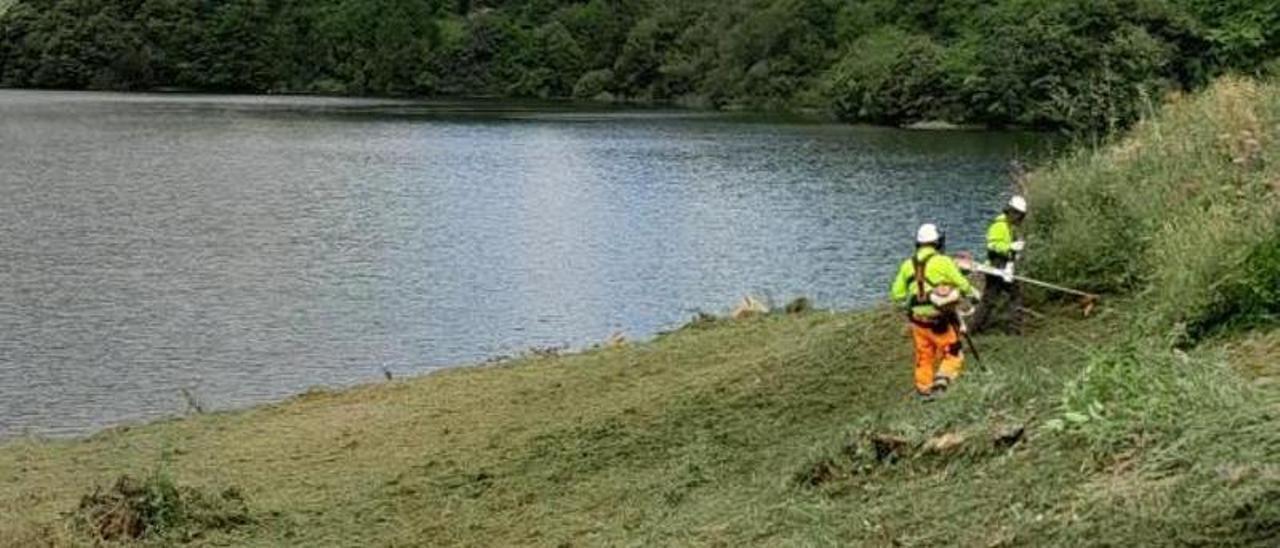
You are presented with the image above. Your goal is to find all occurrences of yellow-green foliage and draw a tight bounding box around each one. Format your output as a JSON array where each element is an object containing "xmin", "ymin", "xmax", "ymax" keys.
[{"xmin": 1027, "ymin": 77, "xmax": 1280, "ymax": 337}]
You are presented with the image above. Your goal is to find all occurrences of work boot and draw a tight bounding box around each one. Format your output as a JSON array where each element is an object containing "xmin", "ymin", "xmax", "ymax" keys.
[
  {"xmin": 915, "ymin": 390, "xmax": 936, "ymax": 403},
  {"xmin": 931, "ymin": 375, "xmax": 951, "ymax": 393}
]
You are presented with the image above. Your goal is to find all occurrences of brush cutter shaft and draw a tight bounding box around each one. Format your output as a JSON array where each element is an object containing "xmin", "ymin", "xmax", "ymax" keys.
[
  {"xmin": 961, "ymin": 260, "xmax": 1098, "ymax": 299},
  {"xmin": 1009, "ymin": 276, "xmax": 1097, "ymax": 299}
]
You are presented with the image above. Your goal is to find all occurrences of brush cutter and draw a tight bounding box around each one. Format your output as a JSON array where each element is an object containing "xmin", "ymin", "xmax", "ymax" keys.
[{"xmin": 955, "ymin": 256, "xmax": 1100, "ymax": 315}]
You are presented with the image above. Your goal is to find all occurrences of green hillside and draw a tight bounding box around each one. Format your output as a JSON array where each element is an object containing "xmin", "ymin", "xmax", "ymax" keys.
[
  {"xmin": 1, "ymin": 77, "xmax": 1278, "ymax": 547},
  {"xmin": 1, "ymin": 1, "xmax": 1278, "ymax": 132}
]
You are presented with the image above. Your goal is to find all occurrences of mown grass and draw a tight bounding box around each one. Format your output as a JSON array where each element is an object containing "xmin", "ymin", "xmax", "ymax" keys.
[
  {"xmin": 2, "ymin": 77, "xmax": 1280, "ymax": 546},
  {"xmin": 0, "ymin": 308, "xmax": 1053, "ymax": 545},
  {"xmin": 1, "ymin": 304, "xmax": 1274, "ymax": 546}
]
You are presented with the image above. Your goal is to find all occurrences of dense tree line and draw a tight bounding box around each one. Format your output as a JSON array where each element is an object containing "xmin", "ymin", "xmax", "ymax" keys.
[{"xmin": 1, "ymin": 0, "xmax": 1277, "ymax": 131}]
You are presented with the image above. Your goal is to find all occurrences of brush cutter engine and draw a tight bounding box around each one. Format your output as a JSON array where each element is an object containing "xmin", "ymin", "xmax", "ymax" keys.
[{"xmin": 929, "ymin": 284, "xmax": 962, "ymax": 309}]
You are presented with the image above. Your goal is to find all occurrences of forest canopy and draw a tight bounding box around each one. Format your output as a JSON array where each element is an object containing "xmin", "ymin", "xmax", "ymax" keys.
[{"xmin": 1, "ymin": 0, "xmax": 1277, "ymax": 131}]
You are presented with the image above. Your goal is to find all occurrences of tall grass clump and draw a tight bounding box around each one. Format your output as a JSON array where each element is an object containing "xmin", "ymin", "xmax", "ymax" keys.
[
  {"xmin": 1026, "ymin": 77, "xmax": 1280, "ymax": 338},
  {"xmin": 1048, "ymin": 340, "xmax": 1254, "ymax": 458},
  {"xmin": 1046, "ymin": 339, "xmax": 1280, "ymax": 545},
  {"xmin": 1188, "ymin": 226, "xmax": 1280, "ymax": 339}
]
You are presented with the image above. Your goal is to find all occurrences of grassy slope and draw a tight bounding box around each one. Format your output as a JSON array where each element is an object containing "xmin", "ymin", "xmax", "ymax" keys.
[
  {"xmin": 2, "ymin": 79, "xmax": 1279, "ymax": 547},
  {"xmin": 0, "ymin": 309, "xmax": 1119, "ymax": 546},
  {"xmin": 2, "ymin": 307, "xmax": 1273, "ymax": 547}
]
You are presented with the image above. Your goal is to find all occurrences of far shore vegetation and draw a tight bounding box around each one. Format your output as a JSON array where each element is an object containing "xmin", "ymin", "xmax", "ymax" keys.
[{"xmin": 1, "ymin": 1, "xmax": 1278, "ymax": 133}]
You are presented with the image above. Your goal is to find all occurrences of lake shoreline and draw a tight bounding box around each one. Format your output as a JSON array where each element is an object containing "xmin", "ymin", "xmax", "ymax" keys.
[{"xmin": 0, "ymin": 85, "xmax": 1032, "ymax": 132}]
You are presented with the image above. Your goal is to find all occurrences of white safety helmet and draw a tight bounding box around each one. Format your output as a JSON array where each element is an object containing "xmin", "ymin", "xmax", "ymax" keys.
[
  {"xmin": 1008, "ymin": 195, "xmax": 1028, "ymax": 214},
  {"xmin": 916, "ymin": 223, "xmax": 942, "ymax": 245}
]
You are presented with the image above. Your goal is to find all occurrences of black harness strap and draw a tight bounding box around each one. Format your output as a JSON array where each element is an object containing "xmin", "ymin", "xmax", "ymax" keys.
[{"xmin": 907, "ymin": 252, "xmax": 938, "ymax": 307}]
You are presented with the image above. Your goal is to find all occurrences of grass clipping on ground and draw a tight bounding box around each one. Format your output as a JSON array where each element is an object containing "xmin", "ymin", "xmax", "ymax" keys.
[{"xmin": 1, "ymin": 78, "xmax": 1279, "ymax": 547}]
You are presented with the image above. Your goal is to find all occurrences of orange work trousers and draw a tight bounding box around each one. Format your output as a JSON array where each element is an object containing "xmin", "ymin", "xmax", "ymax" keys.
[{"xmin": 909, "ymin": 320, "xmax": 964, "ymax": 394}]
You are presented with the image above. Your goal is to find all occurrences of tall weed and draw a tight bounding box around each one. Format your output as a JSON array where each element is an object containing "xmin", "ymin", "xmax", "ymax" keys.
[
  {"xmin": 1188, "ymin": 227, "xmax": 1280, "ymax": 339},
  {"xmin": 1049, "ymin": 340, "xmax": 1253, "ymax": 460},
  {"xmin": 1027, "ymin": 77, "xmax": 1280, "ymax": 335}
]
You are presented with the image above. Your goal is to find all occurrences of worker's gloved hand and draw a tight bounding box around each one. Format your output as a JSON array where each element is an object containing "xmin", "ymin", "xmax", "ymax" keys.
[
  {"xmin": 1011, "ymin": 240, "xmax": 1026, "ymax": 252},
  {"xmin": 1002, "ymin": 264, "xmax": 1015, "ymax": 284}
]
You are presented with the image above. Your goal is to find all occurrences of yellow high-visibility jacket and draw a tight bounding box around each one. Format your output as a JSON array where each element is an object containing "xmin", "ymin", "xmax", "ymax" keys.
[
  {"xmin": 890, "ymin": 246, "xmax": 975, "ymax": 320},
  {"xmin": 987, "ymin": 213, "xmax": 1016, "ymax": 261}
]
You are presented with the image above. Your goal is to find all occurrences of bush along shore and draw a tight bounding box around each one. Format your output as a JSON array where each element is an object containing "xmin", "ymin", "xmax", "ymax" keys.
[
  {"xmin": 1, "ymin": 1, "xmax": 1279, "ymax": 133},
  {"xmin": 0, "ymin": 76, "xmax": 1278, "ymax": 546}
]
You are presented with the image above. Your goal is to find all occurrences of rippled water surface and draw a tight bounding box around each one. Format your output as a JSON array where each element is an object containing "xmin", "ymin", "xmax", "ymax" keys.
[{"xmin": 0, "ymin": 91, "xmax": 1042, "ymax": 437}]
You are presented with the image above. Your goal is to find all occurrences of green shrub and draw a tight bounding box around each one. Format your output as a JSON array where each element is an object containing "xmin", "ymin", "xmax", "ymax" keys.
[
  {"xmin": 1188, "ymin": 227, "xmax": 1280, "ymax": 339},
  {"xmin": 431, "ymin": 10, "xmax": 527, "ymax": 95},
  {"xmin": 956, "ymin": 0, "xmax": 1192, "ymax": 131},
  {"xmin": 511, "ymin": 21, "xmax": 584, "ymax": 98},
  {"xmin": 710, "ymin": 0, "xmax": 836, "ymax": 109},
  {"xmin": 612, "ymin": 16, "xmax": 667, "ymax": 100},
  {"xmin": 824, "ymin": 27, "xmax": 949, "ymax": 124},
  {"xmin": 1185, "ymin": 0, "xmax": 1280, "ymax": 73},
  {"xmin": 573, "ymin": 68, "xmax": 614, "ymax": 99}
]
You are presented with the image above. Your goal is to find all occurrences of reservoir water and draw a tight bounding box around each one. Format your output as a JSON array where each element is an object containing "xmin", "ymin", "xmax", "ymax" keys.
[{"xmin": 0, "ymin": 91, "xmax": 1041, "ymax": 438}]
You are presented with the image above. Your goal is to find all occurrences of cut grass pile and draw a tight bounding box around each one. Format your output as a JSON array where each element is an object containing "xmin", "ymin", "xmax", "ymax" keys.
[{"xmin": 2, "ymin": 76, "xmax": 1280, "ymax": 546}]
